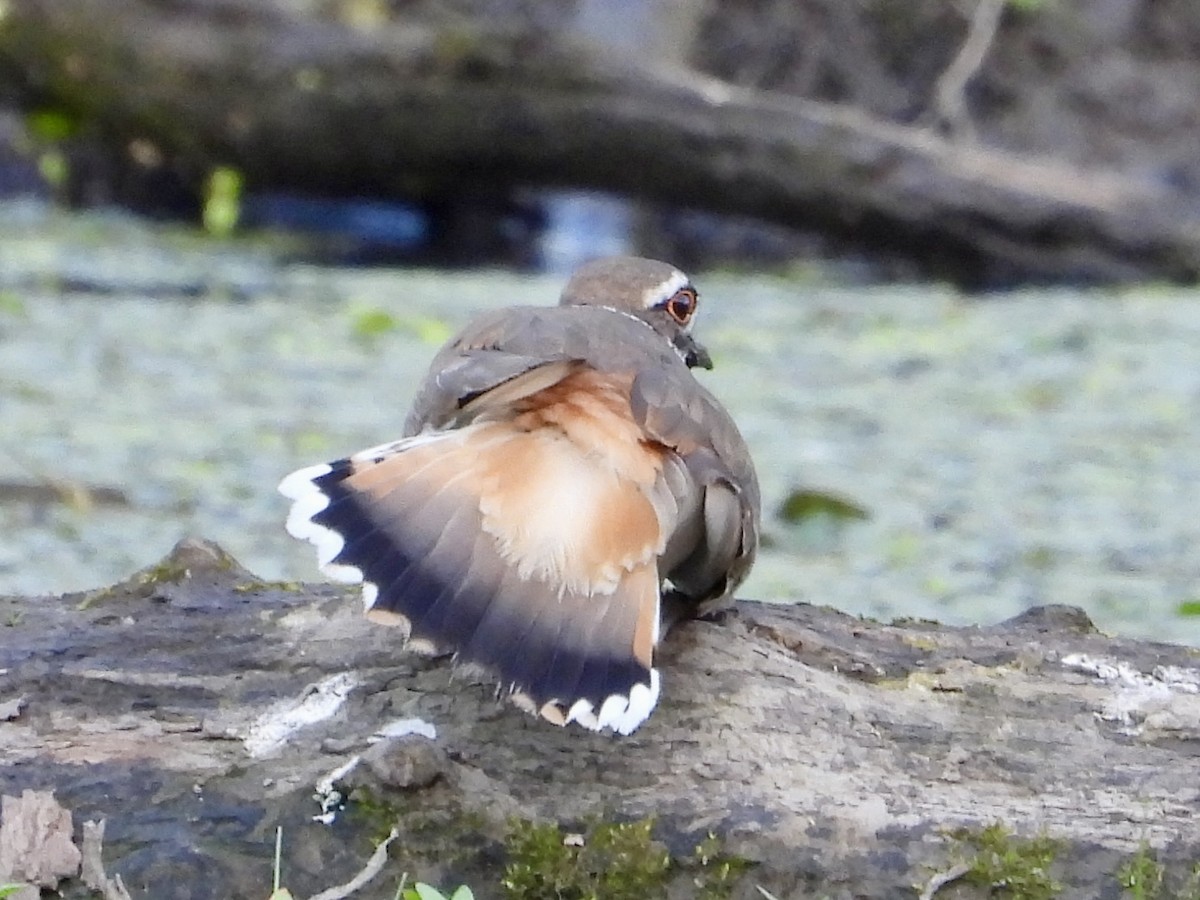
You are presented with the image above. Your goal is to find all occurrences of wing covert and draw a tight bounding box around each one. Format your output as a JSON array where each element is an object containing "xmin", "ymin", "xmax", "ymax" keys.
[{"xmin": 631, "ymin": 367, "xmax": 761, "ymax": 608}]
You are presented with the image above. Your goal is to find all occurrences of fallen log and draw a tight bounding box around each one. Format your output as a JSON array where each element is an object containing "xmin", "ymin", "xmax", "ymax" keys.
[
  {"xmin": 1, "ymin": 0, "xmax": 1199, "ymax": 284},
  {"xmin": 1, "ymin": 538, "xmax": 1198, "ymax": 898}
]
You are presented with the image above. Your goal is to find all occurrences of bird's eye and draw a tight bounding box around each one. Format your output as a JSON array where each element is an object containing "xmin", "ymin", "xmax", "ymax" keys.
[{"xmin": 663, "ymin": 288, "xmax": 698, "ymax": 325}]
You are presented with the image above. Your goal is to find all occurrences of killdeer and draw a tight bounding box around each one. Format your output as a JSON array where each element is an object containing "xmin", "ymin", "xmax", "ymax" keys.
[{"xmin": 280, "ymin": 256, "xmax": 759, "ymax": 734}]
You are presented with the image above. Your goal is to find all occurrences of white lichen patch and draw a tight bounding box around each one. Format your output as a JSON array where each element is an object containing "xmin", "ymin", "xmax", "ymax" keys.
[
  {"xmin": 274, "ymin": 606, "xmax": 336, "ymax": 630},
  {"xmin": 369, "ymin": 717, "xmax": 437, "ymax": 742},
  {"xmin": 313, "ymin": 754, "xmax": 362, "ymax": 825},
  {"xmin": 243, "ymin": 672, "xmax": 359, "ymax": 757},
  {"xmin": 1061, "ymin": 652, "xmax": 1200, "ymax": 735},
  {"xmin": 1151, "ymin": 664, "xmax": 1200, "ymax": 693}
]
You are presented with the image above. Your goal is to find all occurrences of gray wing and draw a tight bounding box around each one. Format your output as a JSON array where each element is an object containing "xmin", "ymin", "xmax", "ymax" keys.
[
  {"xmin": 403, "ymin": 307, "xmax": 576, "ymax": 435},
  {"xmin": 404, "ymin": 304, "xmax": 684, "ymax": 434},
  {"xmin": 630, "ymin": 365, "xmax": 761, "ymax": 611}
]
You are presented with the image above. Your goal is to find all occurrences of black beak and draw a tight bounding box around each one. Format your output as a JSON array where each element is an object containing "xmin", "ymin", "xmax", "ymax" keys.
[{"xmin": 674, "ymin": 331, "xmax": 713, "ymax": 369}]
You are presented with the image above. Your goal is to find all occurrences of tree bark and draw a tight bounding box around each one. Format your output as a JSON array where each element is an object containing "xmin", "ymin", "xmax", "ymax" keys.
[
  {"xmin": 2, "ymin": 538, "xmax": 1199, "ymax": 898},
  {"xmin": 1, "ymin": 0, "xmax": 1198, "ymax": 284}
]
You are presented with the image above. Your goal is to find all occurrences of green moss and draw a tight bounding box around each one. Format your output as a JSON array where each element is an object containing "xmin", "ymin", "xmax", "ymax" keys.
[
  {"xmin": 139, "ymin": 559, "xmax": 192, "ymax": 585},
  {"xmin": 501, "ymin": 817, "xmax": 669, "ymax": 900},
  {"xmin": 688, "ymin": 832, "xmax": 754, "ymax": 900},
  {"xmin": 76, "ymin": 559, "xmax": 187, "ymax": 609},
  {"xmin": 900, "ymin": 634, "xmax": 940, "ymax": 652},
  {"xmin": 1115, "ymin": 844, "xmax": 1200, "ymax": 900},
  {"xmin": 1186, "ymin": 864, "xmax": 1200, "ymax": 900},
  {"xmin": 1119, "ymin": 843, "xmax": 1165, "ymax": 900},
  {"xmin": 1006, "ymin": 0, "xmax": 1050, "ymax": 12},
  {"xmin": 500, "ymin": 818, "xmax": 751, "ymax": 900},
  {"xmin": 232, "ymin": 580, "xmax": 305, "ymax": 594},
  {"xmin": 346, "ymin": 784, "xmax": 491, "ymax": 872},
  {"xmin": 951, "ymin": 823, "xmax": 1062, "ymax": 899},
  {"xmin": 76, "ymin": 549, "xmax": 237, "ymax": 609},
  {"xmin": 347, "ymin": 785, "xmax": 406, "ymax": 845},
  {"xmin": 192, "ymin": 780, "xmax": 748, "ymax": 899}
]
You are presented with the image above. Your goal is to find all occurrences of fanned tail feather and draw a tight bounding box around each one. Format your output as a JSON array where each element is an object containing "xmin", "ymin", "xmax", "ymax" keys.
[{"xmin": 279, "ymin": 423, "xmax": 665, "ymax": 734}]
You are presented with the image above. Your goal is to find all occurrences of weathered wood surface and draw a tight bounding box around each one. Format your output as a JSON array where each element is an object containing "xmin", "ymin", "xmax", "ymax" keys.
[
  {"xmin": 1, "ymin": 0, "xmax": 1199, "ymax": 284},
  {"xmin": 2, "ymin": 538, "xmax": 1199, "ymax": 898}
]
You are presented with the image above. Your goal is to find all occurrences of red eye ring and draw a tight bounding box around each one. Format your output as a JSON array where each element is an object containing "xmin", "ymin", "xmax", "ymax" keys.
[{"xmin": 664, "ymin": 288, "xmax": 698, "ymax": 325}]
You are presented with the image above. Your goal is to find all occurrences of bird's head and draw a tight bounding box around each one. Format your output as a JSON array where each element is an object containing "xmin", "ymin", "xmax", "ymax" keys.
[{"xmin": 558, "ymin": 256, "xmax": 713, "ymax": 369}]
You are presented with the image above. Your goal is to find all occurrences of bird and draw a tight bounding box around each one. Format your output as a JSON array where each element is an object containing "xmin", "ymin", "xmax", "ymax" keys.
[{"xmin": 279, "ymin": 256, "xmax": 760, "ymax": 734}]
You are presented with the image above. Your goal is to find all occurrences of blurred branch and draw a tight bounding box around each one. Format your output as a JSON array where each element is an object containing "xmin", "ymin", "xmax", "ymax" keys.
[
  {"xmin": 931, "ymin": 0, "xmax": 1007, "ymax": 141},
  {"xmin": 0, "ymin": 0, "xmax": 1197, "ymax": 284}
]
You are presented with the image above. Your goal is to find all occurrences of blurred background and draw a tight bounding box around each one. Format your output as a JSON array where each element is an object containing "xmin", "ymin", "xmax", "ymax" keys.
[{"xmin": 1, "ymin": 0, "xmax": 1199, "ymax": 644}]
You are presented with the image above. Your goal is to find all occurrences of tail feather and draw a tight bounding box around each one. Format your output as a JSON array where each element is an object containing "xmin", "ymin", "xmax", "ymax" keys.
[
  {"xmin": 325, "ymin": 467, "xmax": 451, "ymax": 569},
  {"xmin": 489, "ymin": 568, "xmax": 612, "ymax": 711},
  {"xmin": 279, "ymin": 422, "xmax": 668, "ymax": 734},
  {"xmin": 403, "ymin": 514, "xmax": 495, "ymax": 643},
  {"xmin": 565, "ymin": 566, "xmax": 652, "ymax": 730},
  {"xmin": 442, "ymin": 532, "xmax": 523, "ymax": 652}
]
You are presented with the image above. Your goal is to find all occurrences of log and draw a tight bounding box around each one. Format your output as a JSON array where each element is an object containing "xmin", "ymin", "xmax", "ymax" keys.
[
  {"xmin": 1, "ymin": 0, "xmax": 1199, "ymax": 284},
  {"xmin": 2, "ymin": 538, "xmax": 1199, "ymax": 898}
]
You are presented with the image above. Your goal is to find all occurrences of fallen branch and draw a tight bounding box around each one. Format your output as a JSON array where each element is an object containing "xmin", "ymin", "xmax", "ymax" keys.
[
  {"xmin": 2, "ymin": 540, "xmax": 1199, "ymax": 897},
  {"xmin": 80, "ymin": 820, "xmax": 132, "ymax": 900},
  {"xmin": 307, "ymin": 829, "xmax": 399, "ymax": 900},
  {"xmin": 0, "ymin": 0, "xmax": 1197, "ymax": 283}
]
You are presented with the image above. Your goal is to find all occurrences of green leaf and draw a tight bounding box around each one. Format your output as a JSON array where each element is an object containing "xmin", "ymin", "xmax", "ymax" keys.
[
  {"xmin": 448, "ymin": 887, "xmax": 475, "ymax": 900},
  {"xmin": 1177, "ymin": 600, "xmax": 1200, "ymax": 617},
  {"xmin": 410, "ymin": 885, "xmax": 450, "ymax": 900},
  {"xmin": 203, "ymin": 166, "xmax": 244, "ymax": 238},
  {"xmin": 777, "ymin": 489, "xmax": 869, "ymax": 525},
  {"xmin": 0, "ymin": 886, "xmax": 33, "ymax": 899},
  {"xmin": 27, "ymin": 108, "xmax": 79, "ymax": 141}
]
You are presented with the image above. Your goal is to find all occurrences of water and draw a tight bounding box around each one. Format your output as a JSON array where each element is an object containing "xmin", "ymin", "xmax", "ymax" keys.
[{"xmin": 2, "ymin": 201, "xmax": 1199, "ymax": 646}]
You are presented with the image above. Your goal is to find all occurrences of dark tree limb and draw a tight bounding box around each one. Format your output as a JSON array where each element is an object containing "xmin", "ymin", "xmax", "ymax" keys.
[{"xmin": 0, "ymin": 0, "xmax": 1198, "ymax": 283}]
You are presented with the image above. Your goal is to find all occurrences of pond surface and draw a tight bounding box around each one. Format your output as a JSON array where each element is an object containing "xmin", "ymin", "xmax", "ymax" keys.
[{"xmin": 3, "ymin": 200, "xmax": 1200, "ymax": 646}]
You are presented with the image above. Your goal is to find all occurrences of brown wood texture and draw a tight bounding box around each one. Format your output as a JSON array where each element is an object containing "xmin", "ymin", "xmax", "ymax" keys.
[{"xmin": 2, "ymin": 538, "xmax": 1199, "ymax": 898}]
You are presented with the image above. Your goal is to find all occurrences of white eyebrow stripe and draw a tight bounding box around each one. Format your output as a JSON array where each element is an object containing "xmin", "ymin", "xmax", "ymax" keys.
[{"xmin": 640, "ymin": 270, "xmax": 690, "ymax": 310}]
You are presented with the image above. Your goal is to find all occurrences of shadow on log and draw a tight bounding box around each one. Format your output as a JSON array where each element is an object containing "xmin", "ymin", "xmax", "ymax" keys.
[
  {"xmin": 2, "ymin": 538, "xmax": 1199, "ymax": 898},
  {"xmin": 1, "ymin": 0, "xmax": 1199, "ymax": 284}
]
